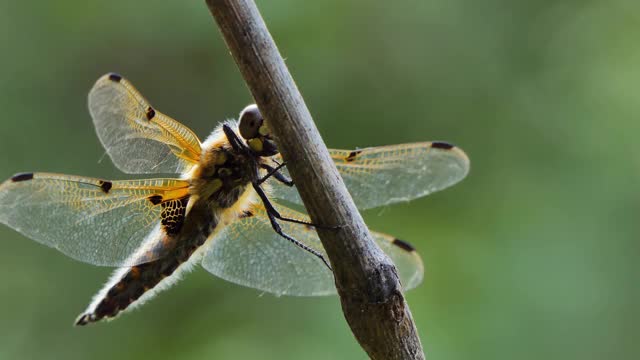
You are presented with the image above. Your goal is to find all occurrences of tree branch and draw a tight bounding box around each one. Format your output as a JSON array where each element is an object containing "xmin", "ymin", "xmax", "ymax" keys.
[{"xmin": 205, "ymin": 1, "xmax": 425, "ymax": 358}]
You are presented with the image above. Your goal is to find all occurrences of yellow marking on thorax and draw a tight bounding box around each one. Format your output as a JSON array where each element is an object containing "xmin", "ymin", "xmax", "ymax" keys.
[{"xmin": 188, "ymin": 126, "xmax": 232, "ymax": 181}]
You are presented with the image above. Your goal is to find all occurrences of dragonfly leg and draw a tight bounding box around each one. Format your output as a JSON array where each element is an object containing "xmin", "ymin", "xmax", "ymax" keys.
[
  {"xmin": 258, "ymin": 163, "xmax": 293, "ymax": 186},
  {"xmin": 265, "ymin": 207, "xmax": 332, "ymax": 271},
  {"xmin": 252, "ymin": 182, "xmax": 336, "ymax": 229},
  {"xmin": 252, "ymin": 182, "xmax": 333, "ymax": 270}
]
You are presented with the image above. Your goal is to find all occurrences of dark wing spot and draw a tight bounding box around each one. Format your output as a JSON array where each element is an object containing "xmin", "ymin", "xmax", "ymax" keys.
[
  {"xmin": 99, "ymin": 180, "xmax": 112, "ymax": 193},
  {"xmin": 11, "ymin": 173, "xmax": 34, "ymax": 182},
  {"xmin": 346, "ymin": 150, "xmax": 362, "ymax": 162},
  {"xmin": 240, "ymin": 210, "xmax": 254, "ymax": 218},
  {"xmin": 146, "ymin": 107, "xmax": 156, "ymax": 121},
  {"xmin": 108, "ymin": 73, "xmax": 122, "ymax": 82},
  {"xmin": 148, "ymin": 195, "xmax": 163, "ymax": 205},
  {"xmin": 431, "ymin": 141, "xmax": 454, "ymax": 150},
  {"xmin": 392, "ymin": 238, "xmax": 416, "ymax": 252}
]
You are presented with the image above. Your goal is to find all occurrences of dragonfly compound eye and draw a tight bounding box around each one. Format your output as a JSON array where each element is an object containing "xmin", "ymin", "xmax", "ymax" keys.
[{"xmin": 238, "ymin": 104, "xmax": 263, "ymax": 139}]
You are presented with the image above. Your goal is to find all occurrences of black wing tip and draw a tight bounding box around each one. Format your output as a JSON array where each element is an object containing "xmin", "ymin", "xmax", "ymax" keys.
[
  {"xmin": 431, "ymin": 141, "xmax": 455, "ymax": 150},
  {"xmin": 11, "ymin": 172, "xmax": 34, "ymax": 182},
  {"xmin": 392, "ymin": 238, "xmax": 416, "ymax": 252},
  {"xmin": 107, "ymin": 73, "xmax": 123, "ymax": 82}
]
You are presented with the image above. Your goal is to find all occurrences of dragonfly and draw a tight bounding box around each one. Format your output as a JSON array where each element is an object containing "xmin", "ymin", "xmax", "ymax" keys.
[{"xmin": 0, "ymin": 73, "xmax": 469, "ymax": 326}]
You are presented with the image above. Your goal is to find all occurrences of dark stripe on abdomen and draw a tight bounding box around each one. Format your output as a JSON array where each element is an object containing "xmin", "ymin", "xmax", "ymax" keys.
[{"xmin": 76, "ymin": 202, "xmax": 217, "ymax": 325}]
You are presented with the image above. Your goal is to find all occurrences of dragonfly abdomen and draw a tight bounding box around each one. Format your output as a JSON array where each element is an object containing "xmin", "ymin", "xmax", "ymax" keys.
[
  {"xmin": 75, "ymin": 255, "xmax": 191, "ymax": 325},
  {"xmin": 75, "ymin": 201, "xmax": 218, "ymax": 326}
]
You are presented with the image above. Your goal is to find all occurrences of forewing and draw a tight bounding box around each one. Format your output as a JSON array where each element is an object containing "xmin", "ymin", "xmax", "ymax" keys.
[
  {"xmin": 0, "ymin": 173, "xmax": 190, "ymax": 266},
  {"xmin": 201, "ymin": 203, "xmax": 423, "ymax": 296},
  {"xmin": 89, "ymin": 73, "xmax": 202, "ymax": 174},
  {"xmin": 270, "ymin": 142, "xmax": 469, "ymax": 209}
]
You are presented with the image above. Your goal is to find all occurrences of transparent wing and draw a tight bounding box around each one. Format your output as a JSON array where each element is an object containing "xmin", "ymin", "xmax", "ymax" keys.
[
  {"xmin": 201, "ymin": 202, "xmax": 423, "ymax": 296},
  {"xmin": 0, "ymin": 173, "xmax": 190, "ymax": 266},
  {"xmin": 270, "ymin": 142, "xmax": 469, "ymax": 210},
  {"xmin": 89, "ymin": 73, "xmax": 202, "ymax": 174}
]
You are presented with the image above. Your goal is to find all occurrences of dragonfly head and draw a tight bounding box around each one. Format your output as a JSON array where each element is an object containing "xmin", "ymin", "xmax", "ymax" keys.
[{"xmin": 238, "ymin": 104, "xmax": 278, "ymax": 157}]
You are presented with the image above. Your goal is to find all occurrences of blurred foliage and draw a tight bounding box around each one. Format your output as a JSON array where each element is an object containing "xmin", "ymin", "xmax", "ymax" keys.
[{"xmin": 1, "ymin": 0, "xmax": 639, "ymax": 359}]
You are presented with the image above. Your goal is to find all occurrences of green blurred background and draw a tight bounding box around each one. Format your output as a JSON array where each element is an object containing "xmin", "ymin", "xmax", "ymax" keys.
[{"xmin": 1, "ymin": 0, "xmax": 638, "ymax": 359}]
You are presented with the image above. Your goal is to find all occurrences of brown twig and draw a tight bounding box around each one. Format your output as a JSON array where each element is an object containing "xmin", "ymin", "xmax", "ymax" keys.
[{"xmin": 205, "ymin": 1, "xmax": 425, "ymax": 358}]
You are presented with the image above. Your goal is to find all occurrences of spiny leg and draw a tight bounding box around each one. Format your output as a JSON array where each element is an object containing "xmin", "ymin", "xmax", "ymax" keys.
[
  {"xmin": 252, "ymin": 182, "xmax": 334, "ymax": 229},
  {"xmin": 265, "ymin": 206, "xmax": 332, "ymax": 271},
  {"xmin": 251, "ymin": 183, "xmax": 332, "ymax": 271},
  {"xmin": 258, "ymin": 163, "xmax": 293, "ymax": 186}
]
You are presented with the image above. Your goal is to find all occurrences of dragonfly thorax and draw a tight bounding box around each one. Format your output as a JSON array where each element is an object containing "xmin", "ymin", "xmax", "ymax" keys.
[{"xmin": 192, "ymin": 144, "xmax": 259, "ymax": 209}]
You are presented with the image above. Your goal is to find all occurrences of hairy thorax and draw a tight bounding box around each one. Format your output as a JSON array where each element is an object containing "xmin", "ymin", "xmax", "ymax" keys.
[{"xmin": 190, "ymin": 145, "xmax": 259, "ymax": 209}]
